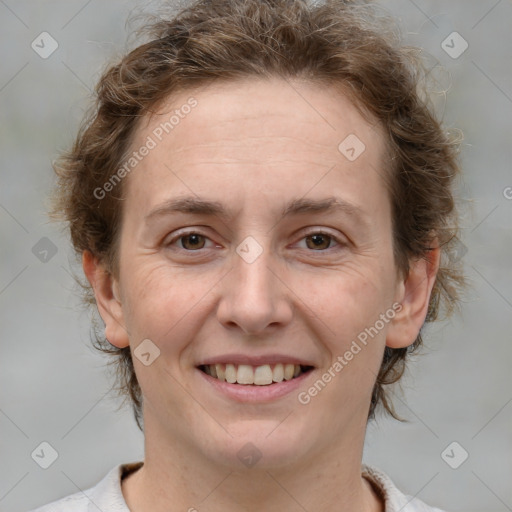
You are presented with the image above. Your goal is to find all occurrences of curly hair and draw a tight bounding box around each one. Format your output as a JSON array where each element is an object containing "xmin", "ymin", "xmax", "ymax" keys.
[{"xmin": 50, "ymin": 0, "xmax": 465, "ymax": 432}]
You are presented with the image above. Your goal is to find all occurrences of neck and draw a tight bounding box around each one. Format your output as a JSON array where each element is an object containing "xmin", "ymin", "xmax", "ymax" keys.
[{"xmin": 122, "ymin": 414, "xmax": 384, "ymax": 512}]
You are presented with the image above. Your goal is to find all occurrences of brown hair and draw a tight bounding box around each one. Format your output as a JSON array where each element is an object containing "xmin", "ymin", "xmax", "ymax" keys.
[{"xmin": 50, "ymin": 0, "xmax": 465, "ymax": 432}]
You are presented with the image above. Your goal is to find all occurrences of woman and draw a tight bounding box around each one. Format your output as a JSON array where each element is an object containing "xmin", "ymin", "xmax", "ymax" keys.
[{"xmin": 31, "ymin": 0, "xmax": 464, "ymax": 510}]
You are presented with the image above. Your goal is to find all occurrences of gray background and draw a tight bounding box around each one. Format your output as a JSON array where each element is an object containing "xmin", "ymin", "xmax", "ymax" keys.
[{"xmin": 1, "ymin": 1, "xmax": 511, "ymax": 511}]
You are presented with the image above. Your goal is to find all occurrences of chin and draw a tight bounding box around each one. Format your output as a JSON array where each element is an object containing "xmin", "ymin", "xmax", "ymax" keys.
[{"xmin": 201, "ymin": 421, "xmax": 312, "ymax": 471}]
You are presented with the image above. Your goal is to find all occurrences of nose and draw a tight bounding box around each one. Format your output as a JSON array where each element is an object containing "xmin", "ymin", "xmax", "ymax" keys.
[{"xmin": 216, "ymin": 240, "xmax": 293, "ymax": 336}]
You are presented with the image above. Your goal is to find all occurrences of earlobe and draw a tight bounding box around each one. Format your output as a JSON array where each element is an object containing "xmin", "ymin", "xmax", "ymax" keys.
[
  {"xmin": 386, "ymin": 246, "xmax": 441, "ymax": 349},
  {"xmin": 82, "ymin": 250, "xmax": 130, "ymax": 348}
]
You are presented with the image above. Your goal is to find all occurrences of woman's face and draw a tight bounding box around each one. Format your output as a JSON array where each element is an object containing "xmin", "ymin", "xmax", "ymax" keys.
[{"xmin": 98, "ymin": 77, "xmax": 413, "ymax": 469}]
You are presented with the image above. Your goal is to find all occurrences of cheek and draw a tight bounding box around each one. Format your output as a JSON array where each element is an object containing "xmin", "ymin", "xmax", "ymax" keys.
[
  {"xmin": 120, "ymin": 259, "xmax": 218, "ymax": 342},
  {"xmin": 299, "ymin": 264, "xmax": 393, "ymax": 344},
  {"xmin": 302, "ymin": 274, "xmax": 391, "ymax": 405}
]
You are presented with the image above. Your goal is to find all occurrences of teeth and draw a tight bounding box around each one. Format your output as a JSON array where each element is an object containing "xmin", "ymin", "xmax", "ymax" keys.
[
  {"xmin": 204, "ymin": 363, "xmax": 306, "ymax": 385},
  {"xmin": 225, "ymin": 364, "xmax": 237, "ymax": 383},
  {"xmin": 215, "ymin": 364, "xmax": 225, "ymax": 381},
  {"xmin": 254, "ymin": 365, "xmax": 273, "ymax": 385},
  {"xmin": 284, "ymin": 363, "xmax": 295, "ymax": 381},
  {"xmin": 237, "ymin": 364, "xmax": 254, "ymax": 385},
  {"xmin": 272, "ymin": 363, "xmax": 284, "ymax": 382}
]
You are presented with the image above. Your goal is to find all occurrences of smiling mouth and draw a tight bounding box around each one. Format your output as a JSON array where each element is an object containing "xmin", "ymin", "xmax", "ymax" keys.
[{"xmin": 198, "ymin": 363, "xmax": 314, "ymax": 386}]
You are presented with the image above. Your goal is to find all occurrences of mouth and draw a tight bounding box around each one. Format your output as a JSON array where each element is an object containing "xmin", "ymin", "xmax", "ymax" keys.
[{"xmin": 197, "ymin": 363, "xmax": 314, "ymax": 386}]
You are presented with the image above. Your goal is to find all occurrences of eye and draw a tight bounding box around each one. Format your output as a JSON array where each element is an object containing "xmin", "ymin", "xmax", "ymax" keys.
[
  {"xmin": 165, "ymin": 229, "xmax": 345, "ymax": 253},
  {"xmin": 166, "ymin": 231, "xmax": 215, "ymax": 251},
  {"xmin": 298, "ymin": 231, "xmax": 344, "ymax": 251}
]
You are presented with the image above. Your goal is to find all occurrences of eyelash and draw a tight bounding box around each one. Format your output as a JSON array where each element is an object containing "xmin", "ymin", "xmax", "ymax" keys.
[{"xmin": 165, "ymin": 229, "xmax": 345, "ymax": 254}]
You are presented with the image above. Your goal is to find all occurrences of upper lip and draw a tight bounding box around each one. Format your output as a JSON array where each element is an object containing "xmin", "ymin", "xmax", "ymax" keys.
[{"xmin": 197, "ymin": 354, "xmax": 316, "ymax": 367}]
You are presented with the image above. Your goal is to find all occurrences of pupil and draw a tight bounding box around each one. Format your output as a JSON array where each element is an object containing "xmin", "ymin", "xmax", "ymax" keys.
[
  {"xmin": 309, "ymin": 234, "xmax": 329, "ymax": 249},
  {"xmin": 184, "ymin": 234, "xmax": 203, "ymax": 249}
]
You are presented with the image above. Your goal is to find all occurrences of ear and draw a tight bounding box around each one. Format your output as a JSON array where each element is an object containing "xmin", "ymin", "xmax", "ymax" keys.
[
  {"xmin": 82, "ymin": 250, "xmax": 130, "ymax": 348},
  {"xmin": 386, "ymin": 246, "xmax": 441, "ymax": 349}
]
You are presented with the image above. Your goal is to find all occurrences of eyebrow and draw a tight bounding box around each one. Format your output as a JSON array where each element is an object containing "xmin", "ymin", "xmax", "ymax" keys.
[{"xmin": 144, "ymin": 195, "xmax": 367, "ymax": 226}]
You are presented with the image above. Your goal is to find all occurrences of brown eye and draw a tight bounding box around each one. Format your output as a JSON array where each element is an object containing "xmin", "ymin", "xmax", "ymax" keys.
[
  {"xmin": 304, "ymin": 233, "xmax": 335, "ymax": 250},
  {"xmin": 179, "ymin": 233, "xmax": 206, "ymax": 250}
]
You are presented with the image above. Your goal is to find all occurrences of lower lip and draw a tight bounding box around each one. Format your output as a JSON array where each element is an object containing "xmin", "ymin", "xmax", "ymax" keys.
[{"xmin": 196, "ymin": 368, "xmax": 314, "ymax": 403}]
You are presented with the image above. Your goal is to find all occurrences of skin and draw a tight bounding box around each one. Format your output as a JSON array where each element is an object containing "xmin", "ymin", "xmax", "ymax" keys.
[{"xmin": 83, "ymin": 77, "xmax": 439, "ymax": 512}]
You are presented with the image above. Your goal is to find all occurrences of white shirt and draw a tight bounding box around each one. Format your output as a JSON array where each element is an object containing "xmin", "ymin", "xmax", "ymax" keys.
[{"xmin": 28, "ymin": 461, "xmax": 448, "ymax": 512}]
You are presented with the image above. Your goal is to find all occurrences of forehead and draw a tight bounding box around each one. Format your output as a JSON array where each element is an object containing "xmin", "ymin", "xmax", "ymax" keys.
[{"xmin": 124, "ymin": 77, "xmax": 389, "ymax": 211}]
